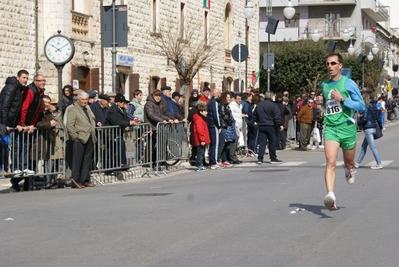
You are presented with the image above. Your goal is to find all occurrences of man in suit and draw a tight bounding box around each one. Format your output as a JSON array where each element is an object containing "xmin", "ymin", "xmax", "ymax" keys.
[{"xmin": 66, "ymin": 92, "xmax": 97, "ymax": 188}]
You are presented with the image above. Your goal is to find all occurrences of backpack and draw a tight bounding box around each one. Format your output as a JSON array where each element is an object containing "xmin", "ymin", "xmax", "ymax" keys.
[{"xmin": 376, "ymin": 102, "xmax": 383, "ymax": 111}]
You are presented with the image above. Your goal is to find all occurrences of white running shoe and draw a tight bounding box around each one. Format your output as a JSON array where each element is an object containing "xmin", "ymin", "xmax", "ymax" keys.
[
  {"xmin": 324, "ymin": 193, "xmax": 337, "ymax": 211},
  {"xmin": 318, "ymin": 145, "xmax": 324, "ymax": 149},
  {"xmin": 13, "ymin": 170, "xmax": 23, "ymax": 176},
  {"xmin": 371, "ymin": 165, "xmax": 383, "ymax": 170},
  {"xmin": 24, "ymin": 169, "xmax": 35, "ymax": 175},
  {"xmin": 344, "ymin": 167, "xmax": 355, "ymax": 185},
  {"xmin": 354, "ymin": 162, "xmax": 360, "ymax": 169},
  {"xmin": 311, "ymin": 145, "xmax": 316, "ymax": 150}
]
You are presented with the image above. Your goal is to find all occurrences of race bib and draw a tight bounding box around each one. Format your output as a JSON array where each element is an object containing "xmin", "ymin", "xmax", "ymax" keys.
[{"xmin": 325, "ymin": 99, "xmax": 342, "ymax": 116}]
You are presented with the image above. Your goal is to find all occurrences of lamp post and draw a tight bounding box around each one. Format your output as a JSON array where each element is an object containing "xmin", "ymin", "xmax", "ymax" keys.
[
  {"xmin": 264, "ymin": 0, "xmax": 296, "ymax": 92},
  {"xmin": 238, "ymin": 0, "xmax": 255, "ymax": 93},
  {"xmin": 354, "ymin": 35, "xmax": 379, "ymax": 89},
  {"xmin": 310, "ymin": 17, "xmax": 351, "ymax": 43}
]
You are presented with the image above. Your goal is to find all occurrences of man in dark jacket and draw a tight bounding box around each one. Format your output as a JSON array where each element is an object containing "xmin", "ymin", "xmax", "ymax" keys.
[
  {"xmin": 0, "ymin": 69, "xmax": 29, "ymax": 191},
  {"xmin": 160, "ymin": 86, "xmax": 183, "ymax": 121},
  {"xmin": 104, "ymin": 93, "xmax": 137, "ymax": 168},
  {"xmin": 206, "ymin": 88, "xmax": 222, "ymax": 169},
  {"xmin": 254, "ymin": 92, "xmax": 284, "ymax": 164},
  {"xmin": 91, "ymin": 94, "xmax": 110, "ymax": 126}
]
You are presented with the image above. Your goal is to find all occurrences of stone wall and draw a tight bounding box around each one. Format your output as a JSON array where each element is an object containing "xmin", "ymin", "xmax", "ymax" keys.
[{"xmin": 0, "ymin": 0, "xmax": 260, "ymax": 99}]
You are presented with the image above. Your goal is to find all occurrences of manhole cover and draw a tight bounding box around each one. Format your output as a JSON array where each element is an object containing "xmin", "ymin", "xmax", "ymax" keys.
[{"xmin": 123, "ymin": 193, "xmax": 172, "ymax": 197}]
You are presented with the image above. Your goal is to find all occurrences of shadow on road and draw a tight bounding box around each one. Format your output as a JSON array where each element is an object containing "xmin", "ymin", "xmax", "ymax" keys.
[{"xmin": 289, "ymin": 203, "xmax": 345, "ymax": 218}]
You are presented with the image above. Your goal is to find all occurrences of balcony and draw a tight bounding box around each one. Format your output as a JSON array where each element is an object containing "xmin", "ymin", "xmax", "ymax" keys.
[
  {"xmin": 360, "ymin": 30, "xmax": 377, "ymax": 50},
  {"xmin": 71, "ymin": 11, "xmax": 91, "ymax": 38},
  {"xmin": 259, "ymin": 0, "xmax": 298, "ymax": 8},
  {"xmin": 298, "ymin": 0, "xmax": 356, "ymax": 6},
  {"xmin": 259, "ymin": 27, "xmax": 299, "ymax": 42},
  {"xmin": 361, "ymin": 0, "xmax": 389, "ymax": 22}
]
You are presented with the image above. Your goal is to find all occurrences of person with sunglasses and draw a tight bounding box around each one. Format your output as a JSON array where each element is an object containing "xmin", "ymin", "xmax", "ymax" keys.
[{"xmin": 321, "ymin": 53, "xmax": 365, "ymax": 211}]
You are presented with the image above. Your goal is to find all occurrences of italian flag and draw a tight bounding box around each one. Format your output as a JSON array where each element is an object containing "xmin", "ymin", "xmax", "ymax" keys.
[{"xmin": 203, "ymin": 0, "xmax": 210, "ymax": 8}]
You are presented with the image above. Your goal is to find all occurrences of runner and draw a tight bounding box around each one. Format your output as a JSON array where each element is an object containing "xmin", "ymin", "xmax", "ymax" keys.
[{"xmin": 321, "ymin": 53, "xmax": 366, "ymax": 211}]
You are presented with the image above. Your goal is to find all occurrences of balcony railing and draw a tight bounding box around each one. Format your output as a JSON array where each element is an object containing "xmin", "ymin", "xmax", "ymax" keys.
[{"xmin": 71, "ymin": 11, "xmax": 90, "ymax": 38}]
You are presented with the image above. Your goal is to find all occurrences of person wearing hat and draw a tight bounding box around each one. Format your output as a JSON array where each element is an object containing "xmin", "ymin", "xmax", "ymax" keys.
[
  {"xmin": 87, "ymin": 89, "xmax": 98, "ymax": 105},
  {"xmin": 105, "ymin": 91, "xmax": 116, "ymax": 105},
  {"xmin": 189, "ymin": 89, "xmax": 199, "ymax": 109},
  {"xmin": 198, "ymin": 86, "xmax": 210, "ymax": 103},
  {"xmin": 90, "ymin": 94, "xmax": 111, "ymax": 126},
  {"xmin": 160, "ymin": 86, "xmax": 182, "ymax": 121},
  {"xmin": 104, "ymin": 93, "xmax": 137, "ymax": 169},
  {"xmin": 171, "ymin": 91, "xmax": 184, "ymax": 119}
]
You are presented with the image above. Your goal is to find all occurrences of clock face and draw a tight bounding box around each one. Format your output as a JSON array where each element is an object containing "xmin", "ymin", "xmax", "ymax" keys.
[{"xmin": 44, "ymin": 35, "xmax": 75, "ymax": 65}]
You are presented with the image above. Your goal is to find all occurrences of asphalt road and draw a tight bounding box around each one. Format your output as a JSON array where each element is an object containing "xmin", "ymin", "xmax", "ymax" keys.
[{"xmin": 1, "ymin": 122, "xmax": 399, "ymax": 267}]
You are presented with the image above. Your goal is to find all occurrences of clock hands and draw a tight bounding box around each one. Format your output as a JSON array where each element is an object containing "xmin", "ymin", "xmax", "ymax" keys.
[{"xmin": 50, "ymin": 44, "xmax": 61, "ymax": 52}]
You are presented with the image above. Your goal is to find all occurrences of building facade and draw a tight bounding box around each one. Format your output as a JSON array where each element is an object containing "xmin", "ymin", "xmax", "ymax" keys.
[
  {"xmin": 0, "ymin": 0, "xmax": 260, "ymax": 100},
  {"xmin": 258, "ymin": 0, "xmax": 399, "ymax": 88}
]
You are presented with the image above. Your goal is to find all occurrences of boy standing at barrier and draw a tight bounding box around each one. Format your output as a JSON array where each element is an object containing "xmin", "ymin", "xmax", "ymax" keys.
[{"xmin": 193, "ymin": 104, "xmax": 211, "ymax": 172}]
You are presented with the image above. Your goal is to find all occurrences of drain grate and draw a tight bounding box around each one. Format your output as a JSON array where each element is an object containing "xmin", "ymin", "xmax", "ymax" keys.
[
  {"xmin": 123, "ymin": 193, "xmax": 172, "ymax": 197},
  {"xmin": 249, "ymin": 169, "xmax": 288, "ymax": 172}
]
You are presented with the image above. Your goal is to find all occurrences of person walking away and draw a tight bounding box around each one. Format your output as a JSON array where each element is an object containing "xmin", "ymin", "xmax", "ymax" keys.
[
  {"xmin": 321, "ymin": 53, "xmax": 365, "ymax": 211},
  {"xmin": 253, "ymin": 91, "xmax": 284, "ymax": 164},
  {"xmin": 354, "ymin": 92, "xmax": 383, "ymax": 170},
  {"xmin": 376, "ymin": 96, "xmax": 386, "ymax": 130}
]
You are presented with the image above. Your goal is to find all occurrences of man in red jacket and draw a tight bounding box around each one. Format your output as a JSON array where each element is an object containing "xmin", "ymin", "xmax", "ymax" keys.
[{"xmin": 192, "ymin": 104, "xmax": 211, "ymax": 172}]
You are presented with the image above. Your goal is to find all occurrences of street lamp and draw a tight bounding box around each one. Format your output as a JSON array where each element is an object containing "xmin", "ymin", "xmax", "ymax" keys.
[
  {"xmin": 310, "ymin": 18, "xmax": 351, "ymax": 42},
  {"xmin": 359, "ymin": 35, "xmax": 379, "ymax": 89},
  {"xmin": 265, "ymin": 0, "xmax": 296, "ymax": 91},
  {"xmin": 238, "ymin": 0, "xmax": 255, "ymax": 92}
]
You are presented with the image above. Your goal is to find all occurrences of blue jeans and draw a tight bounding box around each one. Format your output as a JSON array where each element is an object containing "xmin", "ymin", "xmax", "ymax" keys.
[
  {"xmin": 356, "ymin": 128, "xmax": 382, "ymax": 165},
  {"xmin": 380, "ymin": 112, "xmax": 385, "ymax": 129},
  {"xmin": 196, "ymin": 145, "xmax": 205, "ymax": 168}
]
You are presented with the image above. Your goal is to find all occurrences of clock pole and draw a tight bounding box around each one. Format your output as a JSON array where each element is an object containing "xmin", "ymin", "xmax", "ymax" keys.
[{"xmin": 56, "ymin": 64, "xmax": 65, "ymax": 112}]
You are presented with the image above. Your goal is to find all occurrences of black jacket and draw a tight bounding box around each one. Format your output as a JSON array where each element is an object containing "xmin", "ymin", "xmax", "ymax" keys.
[
  {"xmin": 90, "ymin": 101, "xmax": 108, "ymax": 125},
  {"xmin": 254, "ymin": 99, "xmax": 282, "ymax": 127},
  {"xmin": 358, "ymin": 99, "xmax": 382, "ymax": 130},
  {"xmin": 104, "ymin": 103, "xmax": 130, "ymax": 128},
  {"xmin": 0, "ymin": 76, "xmax": 25, "ymax": 127}
]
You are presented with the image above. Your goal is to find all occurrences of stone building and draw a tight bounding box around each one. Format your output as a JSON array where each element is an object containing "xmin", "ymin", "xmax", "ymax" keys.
[{"xmin": 0, "ymin": 0, "xmax": 260, "ymax": 100}]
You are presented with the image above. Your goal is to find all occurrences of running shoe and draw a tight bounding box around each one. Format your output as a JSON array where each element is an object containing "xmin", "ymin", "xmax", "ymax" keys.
[
  {"xmin": 324, "ymin": 193, "xmax": 337, "ymax": 211},
  {"xmin": 371, "ymin": 165, "xmax": 383, "ymax": 170},
  {"xmin": 344, "ymin": 167, "xmax": 355, "ymax": 184},
  {"xmin": 256, "ymin": 161, "xmax": 263, "ymax": 165},
  {"xmin": 354, "ymin": 162, "xmax": 360, "ymax": 169},
  {"xmin": 318, "ymin": 145, "xmax": 324, "ymax": 149},
  {"xmin": 210, "ymin": 164, "xmax": 223, "ymax": 170},
  {"xmin": 196, "ymin": 166, "xmax": 208, "ymax": 172},
  {"xmin": 221, "ymin": 161, "xmax": 233, "ymax": 168}
]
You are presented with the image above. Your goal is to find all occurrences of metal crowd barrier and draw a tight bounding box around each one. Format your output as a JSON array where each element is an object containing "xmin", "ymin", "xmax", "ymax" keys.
[
  {"xmin": 0, "ymin": 127, "xmax": 67, "ymax": 187},
  {"xmin": 153, "ymin": 121, "xmax": 187, "ymax": 176}
]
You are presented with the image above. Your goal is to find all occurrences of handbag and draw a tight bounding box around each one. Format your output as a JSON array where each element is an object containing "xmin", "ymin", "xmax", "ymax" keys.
[
  {"xmin": 313, "ymin": 127, "xmax": 321, "ymax": 143},
  {"xmin": 374, "ymin": 122, "xmax": 383, "ymax": 140}
]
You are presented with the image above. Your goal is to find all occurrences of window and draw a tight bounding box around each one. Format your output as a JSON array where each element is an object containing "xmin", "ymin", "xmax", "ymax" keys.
[
  {"xmin": 72, "ymin": 0, "xmax": 85, "ymax": 13},
  {"xmin": 180, "ymin": 2, "xmax": 185, "ymax": 38},
  {"xmin": 204, "ymin": 11, "xmax": 208, "ymax": 45},
  {"xmin": 285, "ymin": 13, "xmax": 300, "ymax": 28},
  {"xmin": 325, "ymin": 12, "xmax": 340, "ymax": 37},
  {"xmin": 152, "ymin": 0, "xmax": 158, "ymax": 32}
]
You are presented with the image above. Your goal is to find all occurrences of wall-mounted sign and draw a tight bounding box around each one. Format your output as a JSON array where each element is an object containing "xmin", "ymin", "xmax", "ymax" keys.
[
  {"xmin": 72, "ymin": 79, "xmax": 79, "ymax": 90},
  {"xmin": 117, "ymin": 54, "xmax": 134, "ymax": 67}
]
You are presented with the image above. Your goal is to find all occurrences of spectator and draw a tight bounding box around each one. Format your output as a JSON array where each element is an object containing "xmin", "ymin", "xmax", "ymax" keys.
[
  {"xmin": 66, "ymin": 92, "xmax": 97, "ymax": 189},
  {"xmin": 247, "ymin": 94, "xmax": 260, "ymax": 154},
  {"xmin": 218, "ymin": 91, "xmax": 234, "ymax": 167},
  {"xmin": 171, "ymin": 91, "xmax": 184, "ymax": 119},
  {"xmin": 229, "ymin": 93, "xmax": 245, "ymax": 163},
  {"xmin": 206, "ymin": 88, "xmax": 223, "ymax": 169},
  {"xmin": 12, "ymin": 73, "xmax": 46, "ymax": 190},
  {"xmin": 161, "ymin": 86, "xmax": 182, "ymax": 121},
  {"xmin": 0, "ymin": 69, "xmax": 29, "ymax": 190},
  {"xmin": 144, "ymin": 89, "xmax": 174, "ymax": 166},
  {"xmin": 254, "ymin": 91, "xmax": 284, "ymax": 164},
  {"xmin": 90, "ymin": 94, "xmax": 111, "ymax": 126},
  {"xmin": 274, "ymin": 93, "xmax": 289, "ymax": 150},
  {"xmin": 192, "ymin": 103, "xmax": 211, "ymax": 172},
  {"xmin": 189, "ymin": 89, "xmax": 200, "ymax": 110},
  {"xmin": 199, "ymin": 85, "xmax": 211, "ymax": 104},
  {"xmin": 61, "ymin": 85, "xmax": 73, "ymax": 113},
  {"xmin": 297, "ymin": 98, "xmax": 314, "ymax": 150},
  {"xmin": 127, "ymin": 89, "xmax": 144, "ymax": 122},
  {"xmin": 104, "ymin": 93, "xmax": 136, "ymax": 169}
]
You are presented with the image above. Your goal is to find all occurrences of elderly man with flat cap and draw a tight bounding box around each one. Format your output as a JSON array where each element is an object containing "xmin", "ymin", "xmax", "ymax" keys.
[
  {"xmin": 91, "ymin": 94, "xmax": 111, "ymax": 127},
  {"xmin": 160, "ymin": 86, "xmax": 182, "ymax": 122}
]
